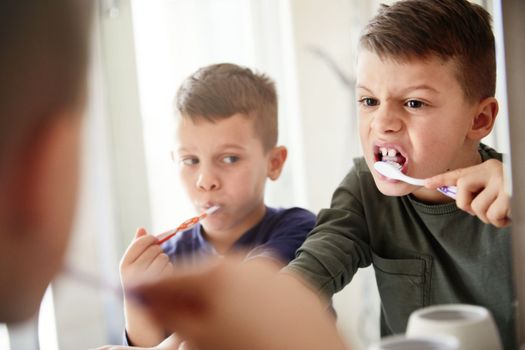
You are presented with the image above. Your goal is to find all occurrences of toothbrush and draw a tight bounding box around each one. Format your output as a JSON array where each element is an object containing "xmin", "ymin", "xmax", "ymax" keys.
[
  {"xmin": 373, "ymin": 161, "xmax": 457, "ymax": 200},
  {"xmin": 155, "ymin": 205, "xmax": 220, "ymax": 244},
  {"xmin": 62, "ymin": 265, "xmax": 123, "ymax": 299},
  {"xmin": 62, "ymin": 265, "xmax": 151, "ymax": 303}
]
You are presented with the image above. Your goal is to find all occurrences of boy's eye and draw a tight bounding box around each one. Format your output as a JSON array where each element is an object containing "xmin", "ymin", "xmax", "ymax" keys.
[
  {"xmin": 180, "ymin": 157, "xmax": 199, "ymax": 166},
  {"xmin": 358, "ymin": 97, "xmax": 379, "ymax": 107},
  {"xmin": 405, "ymin": 100, "xmax": 425, "ymax": 108},
  {"xmin": 222, "ymin": 155, "xmax": 240, "ymax": 164}
]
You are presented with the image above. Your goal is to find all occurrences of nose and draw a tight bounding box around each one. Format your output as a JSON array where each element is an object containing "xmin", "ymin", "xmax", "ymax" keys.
[
  {"xmin": 370, "ymin": 103, "xmax": 403, "ymax": 134},
  {"xmin": 196, "ymin": 166, "xmax": 220, "ymax": 191}
]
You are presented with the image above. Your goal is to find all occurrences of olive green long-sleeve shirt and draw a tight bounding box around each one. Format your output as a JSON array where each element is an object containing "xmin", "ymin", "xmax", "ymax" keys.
[{"xmin": 285, "ymin": 144, "xmax": 515, "ymax": 349}]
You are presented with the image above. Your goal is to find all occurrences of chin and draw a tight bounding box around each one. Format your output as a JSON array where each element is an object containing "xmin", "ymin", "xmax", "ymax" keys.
[
  {"xmin": 375, "ymin": 180, "xmax": 413, "ymax": 197},
  {"xmin": 201, "ymin": 220, "xmax": 227, "ymax": 234}
]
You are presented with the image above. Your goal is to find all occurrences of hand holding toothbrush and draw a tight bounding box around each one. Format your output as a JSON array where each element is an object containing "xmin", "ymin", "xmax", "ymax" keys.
[
  {"xmin": 425, "ymin": 159, "xmax": 511, "ymax": 228},
  {"xmin": 119, "ymin": 207, "xmax": 220, "ymax": 347},
  {"xmin": 120, "ymin": 205, "xmax": 220, "ymax": 293},
  {"xmin": 120, "ymin": 227, "xmax": 175, "ymax": 346}
]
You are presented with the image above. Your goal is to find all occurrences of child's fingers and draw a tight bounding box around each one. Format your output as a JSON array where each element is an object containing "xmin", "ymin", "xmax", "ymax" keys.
[
  {"xmin": 121, "ymin": 233, "xmax": 159, "ymax": 266},
  {"xmin": 426, "ymin": 159, "xmax": 504, "ymax": 190},
  {"xmin": 469, "ymin": 185, "xmax": 498, "ymax": 224},
  {"xmin": 486, "ymin": 193, "xmax": 511, "ymax": 228},
  {"xmin": 121, "ymin": 248, "xmax": 168, "ymax": 293},
  {"xmin": 455, "ymin": 181, "xmax": 478, "ymax": 215},
  {"xmin": 133, "ymin": 246, "xmax": 166, "ymax": 270},
  {"xmin": 160, "ymin": 260, "xmax": 176, "ymax": 279},
  {"xmin": 135, "ymin": 227, "xmax": 149, "ymax": 239},
  {"xmin": 147, "ymin": 253, "xmax": 172, "ymax": 276},
  {"xmin": 425, "ymin": 167, "xmax": 473, "ymax": 188},
  {"xmin": 450, "ymin": 173, "xmax": 491, "ymax": 214}
]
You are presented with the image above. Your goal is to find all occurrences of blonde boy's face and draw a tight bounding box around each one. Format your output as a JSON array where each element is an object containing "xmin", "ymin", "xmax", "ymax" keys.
[
  {"xmin": 356, "ymin": 50, "xmax": 482, "ymax": 201},
  {"xmin": 176, "ymin": 113, "xmax": 278, "ymax": 242}
]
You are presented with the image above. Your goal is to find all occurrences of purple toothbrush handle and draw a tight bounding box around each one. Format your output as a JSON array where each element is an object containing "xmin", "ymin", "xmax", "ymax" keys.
[{"xmin": 437, "ymin": 185, "xmax": 457, "ymax": 200}]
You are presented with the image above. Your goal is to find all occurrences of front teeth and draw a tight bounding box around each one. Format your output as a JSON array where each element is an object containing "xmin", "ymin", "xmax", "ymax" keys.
[{"xmin": 380, "ymin": 147, "xmax": 398, "ymax": 157}]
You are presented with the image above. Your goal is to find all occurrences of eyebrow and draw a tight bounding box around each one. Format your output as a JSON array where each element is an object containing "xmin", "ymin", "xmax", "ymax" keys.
[
  {"xmin": 216, "ymin": 144, "xmax": 247, "ymax": 151},
  {"xmin": 400, "ymin": 84, "xmax": 439, "ymax": 94},
  {"xmin": 355, "ymin": 84, "xmax": 373, "ymax": 93},
  {"xmin": 356, "ymin": 84, "xmax": 439, "ymax": 94},
  {"xmin": 177, "ymin": 144, "xmax": 247, "ymax": 153}
]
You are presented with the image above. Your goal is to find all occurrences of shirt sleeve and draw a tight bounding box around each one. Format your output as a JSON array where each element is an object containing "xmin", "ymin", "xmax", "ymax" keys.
[
  {"xmin": 283, "ymin": 164, "xmax": 373, "ymax": 298},
  {"xmin": 246, "ymin": 208, "xmax": 316, "ymax": 264}
]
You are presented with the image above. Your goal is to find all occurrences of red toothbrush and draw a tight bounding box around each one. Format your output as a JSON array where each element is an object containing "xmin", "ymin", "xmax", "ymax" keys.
[{"xmin": 155, "ymin": 205, "xmax": 220, "ymax": 244}]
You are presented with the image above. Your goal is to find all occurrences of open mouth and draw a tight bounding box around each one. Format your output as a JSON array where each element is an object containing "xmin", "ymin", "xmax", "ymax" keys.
[{"xmin": 374, "ymin": 145, "xmax": 407, "ymax": 171}]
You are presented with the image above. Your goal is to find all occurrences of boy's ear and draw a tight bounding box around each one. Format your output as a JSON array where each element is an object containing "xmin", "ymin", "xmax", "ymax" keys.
[
  {"xmin": 467, "ymin": 97, "xmax": 499, "ymax": 140},
  {"xmin": 267, "ymin": 146, "xmax": 288, "ymax": 181}
]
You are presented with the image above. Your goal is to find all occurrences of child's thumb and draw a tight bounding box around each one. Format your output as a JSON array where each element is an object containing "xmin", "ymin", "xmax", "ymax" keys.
[{"xmin": 135, "ymin": 227, "xmax": 149, "ymax": 239}]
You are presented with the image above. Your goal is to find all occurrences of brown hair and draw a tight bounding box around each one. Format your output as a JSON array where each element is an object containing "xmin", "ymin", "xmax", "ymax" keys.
[
  {"xmin": 360, "ymin": 0, "xmax": 495, "ymax": 102},
  {"xmin": 0, "ymin": 0, "xmax": 91, "ymax": 160},
  {"xmin": 175, "ymin": 63, "xmax": 278, "ymax": 151}
]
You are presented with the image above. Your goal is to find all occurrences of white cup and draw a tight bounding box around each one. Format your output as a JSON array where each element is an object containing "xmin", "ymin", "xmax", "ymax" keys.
[
  {"xmin": 368, "ymin": 334, "xmax": 459, "ymax": 350},
  {"xmin": 406, "ymin": 304, "xmax": 502, "ymax": 350}
]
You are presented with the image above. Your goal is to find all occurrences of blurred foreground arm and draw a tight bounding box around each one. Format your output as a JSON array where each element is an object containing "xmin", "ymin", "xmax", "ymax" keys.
[{"xmin": 132, "ymin": 257, "xmax": 348, "ymax": 350}]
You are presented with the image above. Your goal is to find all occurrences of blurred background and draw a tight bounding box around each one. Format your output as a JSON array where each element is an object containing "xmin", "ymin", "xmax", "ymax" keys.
[{"xmin": 0, "ymin": 0, "xmax": 510, "ymax": 349}]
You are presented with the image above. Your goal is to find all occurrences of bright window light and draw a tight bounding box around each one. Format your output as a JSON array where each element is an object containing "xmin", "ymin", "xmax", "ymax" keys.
[
  {"xmin": 0, "ymin": 323, "xmax": 9, "ymax": 350},
  {"xmin": 39, "ymin": 286, "xmax": 58, "ymax": 350}
]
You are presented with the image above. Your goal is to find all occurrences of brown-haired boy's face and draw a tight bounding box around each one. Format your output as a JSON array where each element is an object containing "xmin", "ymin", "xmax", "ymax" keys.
[
  {"xmin": 356, "ymin": 50, "xmax": 487, "ymax": 202},
  {"xmin": 175, "ymin": 114, "xmax": 285, "ymax": 250}
]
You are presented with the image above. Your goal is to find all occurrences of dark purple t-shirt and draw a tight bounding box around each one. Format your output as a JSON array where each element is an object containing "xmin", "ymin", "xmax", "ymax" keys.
[{"xmin": 161, "ymin": 206, "xmax": 316, "ymax": 264}]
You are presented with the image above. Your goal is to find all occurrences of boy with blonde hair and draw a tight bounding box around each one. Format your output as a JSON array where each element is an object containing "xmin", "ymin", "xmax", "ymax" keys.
[{"xmin": 120, "ymin": 63, "xmax": 316, "ymax": 346}]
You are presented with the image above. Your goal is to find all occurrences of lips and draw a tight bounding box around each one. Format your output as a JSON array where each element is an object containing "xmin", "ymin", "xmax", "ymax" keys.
[{"xmin": 200, "ymin": 202, "xmax": 222, "ymax": 215}]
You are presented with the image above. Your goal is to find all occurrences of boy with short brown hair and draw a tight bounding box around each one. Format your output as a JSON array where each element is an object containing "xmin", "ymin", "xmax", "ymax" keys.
[
  {"xmin": 120, "ymin": 63, "xmax": 316, "ymax": 346},
  {"xmin": 285, "ymin": 0, "xmax": 514, "ymax": 348}
]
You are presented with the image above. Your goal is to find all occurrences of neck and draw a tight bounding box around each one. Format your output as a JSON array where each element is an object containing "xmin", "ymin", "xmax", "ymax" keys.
[{"xmin": 461, "ymin": 143, "xmax": 483, "ymax": 167}]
